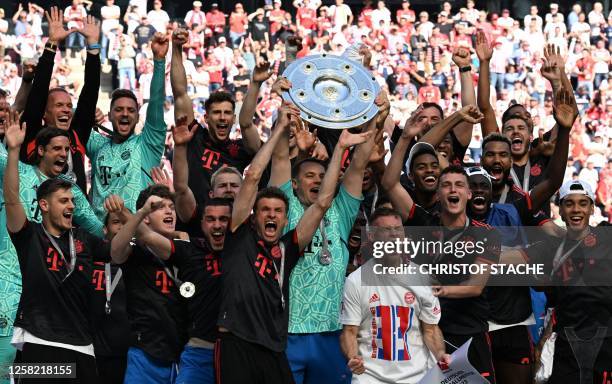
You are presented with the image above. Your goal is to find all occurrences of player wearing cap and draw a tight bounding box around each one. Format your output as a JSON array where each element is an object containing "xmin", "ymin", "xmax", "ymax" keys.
[
  {"xmin": 404, "ymin": 165, "xmax": 502, "ymax": 383},
  {"xmin": 340, "ymin": 207, "xmax": 451, "ymax": 383},
  {"xmin": 268, "ymin": 91, "xmax": 382, "ymax": 383},
  {"xmin": 502, "ymin": 180, "xmax": 612, "ymax": 383},
  {"xmin": 382, "ymin": 106, "xmax": 483, "ymax": 225},
  {"xmin": 214, "ymin": 104, "xmax": 372, "ymax": 384},
  {"xmin": 185, "ymin": 1, "xmax": 205, "ymax": 30}
]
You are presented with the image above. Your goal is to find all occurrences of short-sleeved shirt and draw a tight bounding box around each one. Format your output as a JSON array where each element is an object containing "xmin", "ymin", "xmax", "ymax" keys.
[
  {"xmin": 521, "ymin": 227, "xmax": 612, "ymax": 340},
  {"xmin": 187, "ymin": 124, "xmax": 254, "ymax": 206},
  {"xmin": 121, "ymin": 243, "xmax": 188, "ymax": 363},
  {"xmin": 10, "ymin": 222, "xmax": 110, "ymax": 346},
  {"xmin": 90, "ymin": 262, "xmax": 130, "ymax": 358},
  {"xmin": 340, "ymin": 262, "xmax": 441, "ymax": 383},
  {"xmin": 405, "ymin": 208, "xmax": 501, "ymax": 335},
  {"xmin": 169, "ymin": 238, "xmax": 222, "ymax": 343},
  {"xmin": 218, "ymin": 224, "xmax": 301, "ymax": 352},
  {"xmin": 280, "ymin": 181, "xmax": 362, "ymax": 333}
]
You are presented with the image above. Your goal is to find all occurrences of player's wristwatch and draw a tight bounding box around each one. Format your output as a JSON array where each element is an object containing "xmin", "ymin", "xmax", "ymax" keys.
[{"xmin": 459, "ymin": 65, "xmax": 472, "ymax": 73}]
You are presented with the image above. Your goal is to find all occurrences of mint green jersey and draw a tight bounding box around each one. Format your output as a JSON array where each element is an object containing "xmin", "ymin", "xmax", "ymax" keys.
[
  {"xmin": 0, "ymin": 153, "xmax": 104, "ymax": 239},
  {"xmin": 280, "ymin": 181, "xmax": 362, "ymax": 333},
  {"xmin": 87, "ymin": 59, "xmax": 167, "ymax": 219},
  {"xmin": 0, "ymin": 145, "xmax": 20, "ymax": 337}
]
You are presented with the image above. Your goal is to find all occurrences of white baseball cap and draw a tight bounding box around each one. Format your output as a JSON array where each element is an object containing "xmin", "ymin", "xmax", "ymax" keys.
[
  {"xmin": 465, "ymin": 166, "xmax": 493, "ymax": 186},
  {"xmin": 559, "ymin": 180, "xmax": 595, "ymax": 202},
  {"xmin": 406, "ymin": 142, "xmax": 437, "ymax": 173}
]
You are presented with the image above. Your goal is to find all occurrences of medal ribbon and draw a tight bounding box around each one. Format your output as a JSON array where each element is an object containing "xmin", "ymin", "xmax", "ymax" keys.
[{"xmin": 43, "ymin": 226, "xmax": 76, "ymax": 282}]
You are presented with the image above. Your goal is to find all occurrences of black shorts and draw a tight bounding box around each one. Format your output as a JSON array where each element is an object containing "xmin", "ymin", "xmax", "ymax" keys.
[
  {"xmin": 550, "ymin": 336, "xmax": 612, "ymax": 384},
  {"xmin": 445, "ymin": 332, "xmax": 496, "ymax": 384},
  {"xmin": 214, "ymin": 332, "xmax": 295, "ymax": 384},
  {"xmin": 489, "ymin": 325, "xmax": 534, "ymax": 365}
]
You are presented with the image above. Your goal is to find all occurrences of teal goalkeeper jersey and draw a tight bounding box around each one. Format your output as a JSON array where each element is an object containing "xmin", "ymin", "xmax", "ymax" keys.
[
  {"xmin": 0, "ymin": 145, "xmax": 20, "ymax": 337},
  {"xmin": 280, "ymin": 181, "xmax": 362, "ymax": 333},
  {"xmin": 0, "ymin": 153, "xmax": 104, "ymax": 239},
  {"xmin": 87, "ymin": 59, "xmax": 167, "ymax": 219}
]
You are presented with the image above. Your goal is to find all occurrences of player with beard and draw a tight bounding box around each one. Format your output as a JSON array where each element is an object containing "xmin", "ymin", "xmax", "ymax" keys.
[
  {"xmin": 477, "ymin": 35, "xmax": 570, "ymax": 208},
  {"xmin": 269, "ymin": 91, "xmax": 383, "ymax": 382},
  {"xmin": 87, "ymin": 32, "xmax": 169, "ymax": 221},
  {"xmin": 382, "ymin": 106, "xmax": 482, "ymax": 223},
  {"xmin": 502, "ymin": 180, "xmax": 612, "ymax": 383},
  {"xmin": 340, "ymin": 207, "xmax": 451, "ymax": 383},
  {"xmin": 90, "ymin": 204, "xmax": 130, "ymax": 384},
  {"xmin": 118, "ymin": 187, "xmax": 232, "ymax": 384},
  {"xmin": 20, "ymin": 7, "xmax": 101, "ymax": 193},
  {"xmin": 3, "ymin": 117, "xmax": 119, "ymax": 384},
  {"xmin": 481, "ymin": 83, "xmax": 575, "ymax": 209},
  {"xmin": 0, "ymin": 113, "xmax": 103, "ymax": 237},
  {"xmin": 170, "ymin": 29, "xmax": 261, "ymax": 206},
  {"xmin": 404, "ymin": 165, "xmax": 502, "ymax": 383},
  {"xmin": 110, "ymin": 184, "xmax": 188, "ymax": 384},
  {"xmin": 215, "ymin": 102, "xmax": 372, "ymax": 384}
]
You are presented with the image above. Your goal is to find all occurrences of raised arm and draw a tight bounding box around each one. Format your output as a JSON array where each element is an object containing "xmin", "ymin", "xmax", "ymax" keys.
[
  {"xmin": 12, "ymin": 61, "xmax": 35, "ymax": 113},
  {"xmin": 140, "ymin": 33, "xmax": 169, "ymax": 167},
  {"xmin": 341, "ymin": 93, "xmax": 390, "ymax": 198},
  {"xmin": 3, "ymin": 110, "xmax": 27, "ymax": 233},
  {"xmin": 70, "ymin": 15, "xmax": 101, "ymax": 146},
  {"xmin": 451, "ymin": 47, "xmax": 478, "ymax": 147},
  {"xmin": 110, "ymin": 195, "xmax": 161, "ymax": 264},
  {"xmin": 239, "ymin": 61, "xmax": 276, "ymax": 154},
  {"xmin": 295, "ymin": 129, "xmax": 372, "ymax": 251},
  {"xmin": 268, "ymin": 78, "xmax": 299, "ymax": 187},
  {"xmin": 20, "ymin": 7, "xmax": 74, "ymax": 162},
  {"xmin": 171, "ymin": 116, "xmax": 198, "ymax": 222},
  {"xmin": 475, "ymin": 31, "xmax": 499, "ymax": 137},
  {"xmin": 231, "ymin": 103, "xmax": 298, "ymax": 232},
  {"xmin": 380, "ymin": 110, "xmax": 424, "ymax": 222},
  {"xmin": 170, "ymin": 28, "xmax": 194, "ymax": 124},
  {"xmin": 420, "ymin": 106, "xmax": 483, "ymax": 148},
  {"xmin": 529, "ymin": 86, "xmax": 576, "ymax": 211}
]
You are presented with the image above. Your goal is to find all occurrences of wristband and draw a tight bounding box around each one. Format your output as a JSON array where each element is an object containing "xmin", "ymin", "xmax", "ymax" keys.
[
  {"xmin": 44, "ymin": 41, "xmax": 58, "ymax": 52},
  {"xmin": 87, "ymin": 43, "xmax": 101, "ymax": 50},
  {"xmin": 459, "ymin": 65, "xmax": 472, "ymax": 73}
]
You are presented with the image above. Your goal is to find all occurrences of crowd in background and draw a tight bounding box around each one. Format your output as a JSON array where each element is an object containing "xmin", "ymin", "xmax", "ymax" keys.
[{"xmin": 0, "ymin": 0, "xmax": 610, "ymax": 222}]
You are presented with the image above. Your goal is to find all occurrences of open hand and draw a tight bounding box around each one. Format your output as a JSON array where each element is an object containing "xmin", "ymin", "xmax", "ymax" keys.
[
  {"xmin": 151, "ymin": 166, "xmax": 174, "ymax": 192},
  {"xmin": 5, "ymin": 109, "xmax": 25, "ymax": 150},
  {"xmin": 475, "ymin": 31, "xmax": 493, "ymax": 62},
  {"xmin": 45, "ymin": 6, "xmax": 75, "ymax": 43},
  {"xmin": 553, "ymin": 87, "xmax": 578, "ymax": 129},
  {"xmin": 338, "ymin": 129, "xmax": 373, "ymax": 150},
  {"xmin": 172, "ymin": 115, "xmax": 198, "ymax": 146},
  {"xmin": 80, "ymin": 15, "xmax": 100, "ymax": 45}
]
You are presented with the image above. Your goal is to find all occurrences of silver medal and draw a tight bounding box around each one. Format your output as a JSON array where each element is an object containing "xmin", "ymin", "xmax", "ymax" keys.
[
  {"xmin": 105, "ymin": 301, "xmax": 111, "ymax": 315},
  {"xmin": 180, "ymin": 282, "xmax": 196, "ymax": 298},
  {"xmin": 319, "ymin": 250, "xmax": 332, "ymax": 265}
]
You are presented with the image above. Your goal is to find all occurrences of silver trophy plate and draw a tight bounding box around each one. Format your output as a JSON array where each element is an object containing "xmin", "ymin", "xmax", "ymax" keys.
[{"xmin": 282, "ymin": 54, "xmax": 380, "ymax": 129}]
